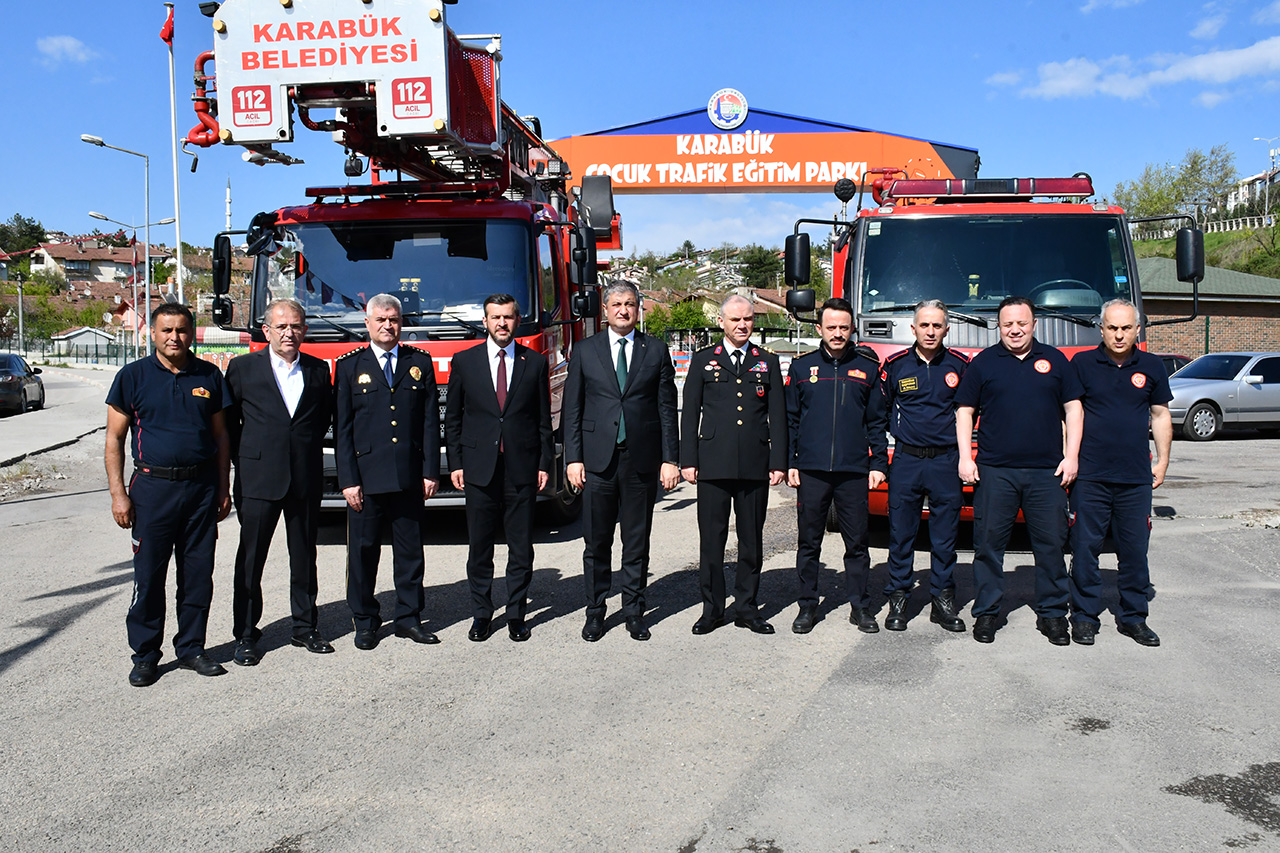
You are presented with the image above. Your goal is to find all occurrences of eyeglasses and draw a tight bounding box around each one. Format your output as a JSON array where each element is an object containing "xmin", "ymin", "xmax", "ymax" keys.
[{"xmin": 268, "ymin": 324, "xmax": 306, "ymax": 334}]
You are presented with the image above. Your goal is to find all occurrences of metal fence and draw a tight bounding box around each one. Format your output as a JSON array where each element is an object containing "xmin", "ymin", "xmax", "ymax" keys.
[{"xmin": 1, "ymin": 337, "xmax": 251, "ymax": 369}]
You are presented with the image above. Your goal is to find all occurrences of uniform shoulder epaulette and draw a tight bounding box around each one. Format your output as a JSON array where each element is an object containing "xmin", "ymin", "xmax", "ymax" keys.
[
  {"xmin": 853, "ymin": 344, "xmax": 880, "ymax": 364},
  {"xmin": 948, "ymin": 348, "xmax": 972, "ymax": 363},
  {"xmin": 336, "ymin": 347, "xmax": 363, "ymax": 361},
  {"xmin": 883, "ymin": 348, "xmax": 911, "ymax": 365}
]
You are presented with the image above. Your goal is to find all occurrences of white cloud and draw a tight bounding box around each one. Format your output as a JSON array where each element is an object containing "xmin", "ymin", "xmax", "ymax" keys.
[
  {"xmin": 985, "ymin": 71, "xmax": 1022, "ymax": 87},
  {"xmin": 1254, "ymin": 1, "xmax": 1280, "ymax": 25},
  {"xmin": 36, "ymin": 35, "xmax": 98, "ymax": 68},
  {"xmin": 1191, "ymin": 14, "xmax": 1226, "ymax": 39},
  {"xmin": 1017, "ymin": 35, "xmax": 1280, "ymax": 99},
  {"xmin": 1080, "ymin": 0, "xmax": 1143, "ymax": 13},
  {"xmin": 1195, "ymin": 91, "xmax": 1229, "ymax": 107}
]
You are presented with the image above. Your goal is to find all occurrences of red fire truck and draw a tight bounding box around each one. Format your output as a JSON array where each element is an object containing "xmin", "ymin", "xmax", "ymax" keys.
[
  {"xmin": 193, "ymin": 0, "xmax": 614, "ymax": 518},
  {"xmin": 783, "ymin": 171, "xmax": 1204, "ymax": 519}
]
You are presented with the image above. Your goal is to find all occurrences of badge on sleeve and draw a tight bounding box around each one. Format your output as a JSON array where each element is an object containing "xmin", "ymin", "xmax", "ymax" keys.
[
  {"xmin": 191, "ymin": 386, "xmax": 211, "ymax": 399},
  {"xmin": 756, "ymin": 385, "xmax": 765, "ymax": 397},
  {"xmin": 358, "ymin": 373, "xmax": 372, "ymax": 384},
  {"xmin": 1033, "ymin": 359, "xmax": 1051, "ymax": 374},
  {"xmin": 1131, "ymin": 373, "xmax": 1147, "ymax": 388},
  {"xmin": 945, "ymin": 372, "xmax": 960, "ymax": 388},
  {"xmin": 851, "ymin": 369, "xmax": 867, "ymax": 380},
  {"xmin": 409, "ymin": 365, "xmax": 422, "ymax": 381}
]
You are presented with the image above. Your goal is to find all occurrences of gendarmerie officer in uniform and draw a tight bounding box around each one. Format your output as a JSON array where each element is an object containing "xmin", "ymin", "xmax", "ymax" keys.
[
  {"xmin": 785, "ymin": 297, "xmax": 889, "ymax": 635},
  {"xmin": 105, "ymin": 302, "xmax": 232, "ymax": 687},
  {"xmin": 879, "ymin": 300, "xmax": 969, "ymax": 633},
  {"xmin": 1068, "ymin": 299, "xmax": 1173, "ymax": 647},
  {"xmin": 334, "ymin": 293, "xmax": 441, "ymax": 650},
  {"xmin": 680, "ymin": 294, "xmax": 787, "ymax": 635}
]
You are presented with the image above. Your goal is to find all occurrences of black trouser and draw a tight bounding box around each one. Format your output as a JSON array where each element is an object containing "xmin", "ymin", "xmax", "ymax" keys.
[
  {"xmin": 697, "ymin": 477, "xmax": 769, "ymax": 619},
  {"xmin": 582, "ymin": 444, "xmax": 658, "ymax": 618},
  {"xmin": 126, "ymin": 472, "xmax": 218, "ymax": 664},
  {"xmin": 971, "ymin": 465, "xmax": 1069, "ymax": 618},
  {"xmin": 884, "ymin": 448, "xmax": 962, "ymax": 597},
  {"xmin": 795, "ymin": 470, "xmax": 870, "ymax": 609},
  {"xmin": 232, "ymin": 486, "xmax": 320, "ymax": 641},
  {"xmin": 1069, "ymin": 479, "xmax": 1152, "ymax": 627},
  {"xmin": 464, "ymin": 455, "xmax": 537, "ymax": 621},
  {"xmin": 345, "ymin": 489, "xmax": 426, "ymax": 632}
]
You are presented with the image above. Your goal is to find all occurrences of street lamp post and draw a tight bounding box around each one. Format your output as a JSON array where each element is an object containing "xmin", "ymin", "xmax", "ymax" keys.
[
  {"xmin": 88, "ymin": 212, "xmax": 175, "ymax": 360},
  {"xmin": 1253, "ymin": 136, "xmax": 1279, "ymax": 227},
  {"xmin": 81, "ymin": 134, "xmax": 160, "ymax": 350},
  {"xmin": 14, "ymin": 270, "xmax": 24, "ymax": 356}
]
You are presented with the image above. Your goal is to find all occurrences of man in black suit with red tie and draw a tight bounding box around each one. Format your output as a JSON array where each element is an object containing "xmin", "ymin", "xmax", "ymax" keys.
[
  {"xmin": 564, "ymin": 282, "xmax": 680, "ymax": 642},
  {"xmin": 445, "ymin": 294, "xmax": 553, "ymax": 643},
  {"xmin": 334, "ymin": 293, "xmax": 441, "ymax": 650},
  {"xmin": 225, "ymin": 298, "xmax": 334, "ymax": 666}
]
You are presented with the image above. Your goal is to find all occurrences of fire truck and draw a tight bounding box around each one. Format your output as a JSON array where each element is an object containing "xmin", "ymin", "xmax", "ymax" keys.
[
  {"xmin": 193, "ymin": 0, "xmax": 615, "ymax": 517},
  {"xmin": 782, "ymin": 171, "xmax": 1205, "ymax": 519}
]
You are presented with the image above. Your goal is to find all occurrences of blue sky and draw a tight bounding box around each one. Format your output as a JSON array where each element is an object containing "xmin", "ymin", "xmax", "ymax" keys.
[{"xmin": 3, "ymin": 0, "xmax": 1279, "ymax": 260}]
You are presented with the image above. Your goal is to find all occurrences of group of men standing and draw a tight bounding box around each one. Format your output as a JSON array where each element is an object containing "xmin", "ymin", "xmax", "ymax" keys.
[{"xmin": 105, "ymin": 284, "xmax": 1170, "ymax": 687}]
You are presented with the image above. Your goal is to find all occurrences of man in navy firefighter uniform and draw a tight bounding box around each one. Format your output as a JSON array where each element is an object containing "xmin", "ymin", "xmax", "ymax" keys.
[
  {"xmin": 334, "ymin": 293, "xmax": 441, "ymax": 650},
  {"xmin": 785, "ymin": 297, "xmax": 889, "ymax": 635},
  {"xmin": 680, "ymin": 295, "xmax": 788, "ymax": 636},
  {"xmin": 105, "ymin": 303, "xmax": 232, "ymax": 687},
  {"xmin": 955, "ymin": 296, "xmax": 1084, "ymax": 645},
  {"xmin": 880, "ymin": 300, "xmax": 969, "ymax": 633},
  {"xmin": 1068, "ymin": 299, "xmax": 1172, "ymax": 647}
]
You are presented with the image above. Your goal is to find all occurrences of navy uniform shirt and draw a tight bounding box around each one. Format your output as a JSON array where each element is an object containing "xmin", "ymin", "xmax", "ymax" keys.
[
  {"xmin": 784, "ymin": 345, "xmax": 889, "ymax": 474},
  {"xmin": 954, "ymin": 339, "xmax": 1083, "ymax": 468},
  {"xmin": 105, "ymin": 353, "xmax": 227, "ymax": 468},
  {"xmin": 881, "ymin": 346, "xmax": 970, "ymax": 447},
  {"xmin": 1072, "ymin": 346, "xmax": 1172, "ymax": 484}
]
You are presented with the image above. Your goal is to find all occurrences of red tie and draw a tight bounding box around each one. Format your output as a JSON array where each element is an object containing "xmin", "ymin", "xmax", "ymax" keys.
[{"xmin": 496, "ymin": 350, "xmax": 507, "ymax": 410}]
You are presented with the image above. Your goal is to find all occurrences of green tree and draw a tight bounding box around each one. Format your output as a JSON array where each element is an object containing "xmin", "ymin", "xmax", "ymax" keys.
[
  {"xmin": 739, "ymin": 244, "xmax": 782, "ymax": 290},
  {"xmin": 670, "ymin": 300, "xmax": 709, "ymax": 329},
  {"xmin": 0, "ymin": 213, "xmax": 46, "ymax": 254},
  {"xmin": 678, "ymin": 239, "xmax": 696, "ymax": 259},
  {"xmin": 1177, "ymin": 144, "xmax": 1237, "ymax": 223},
  {"xmin": 89, "ymin": 227, "xmax": 130, "ymax": 248},
  {"xmin": 1113, "ymin": 162, "xmax": 1179, "ymax": 219}
]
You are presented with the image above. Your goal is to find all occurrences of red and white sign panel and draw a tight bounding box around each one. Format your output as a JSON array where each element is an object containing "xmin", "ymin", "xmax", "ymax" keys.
[
  {"xmin": 231, "ymin": 85, "xmax": 273, "ymax": 127},
  {"xmin": 391, "ymin": 77, "xmax": 433, "ymax": 120}
]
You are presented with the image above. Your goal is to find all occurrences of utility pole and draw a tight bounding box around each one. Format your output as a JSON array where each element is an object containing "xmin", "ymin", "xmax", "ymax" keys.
[{"xmin": 1254, "ymin": 136, "xmax": 1279, "ymax": 227}]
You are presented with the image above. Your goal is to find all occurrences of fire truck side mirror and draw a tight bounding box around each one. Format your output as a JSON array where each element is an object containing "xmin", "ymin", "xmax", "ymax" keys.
[
  {"xmin": 1175, "ymin": 228, "xmax": 1205, "ymax": 283},
  {"xmin": 580, "ymin": 175, "xmax": 616, "ymax": 241},
  {"xmin": 786, "ymin": 288, "xmax": 816, "ymax": 316},
  {"xmin": 211, "ymin": 296, "xmax": 234, "ymax": 326},
  {"xmin": 572, "ymin": 290, "xmax": 600, "ymax": 320},
  {"xmin": 785, "ymin": 233, "xmax": 811, "ymax": 286},
  {"xmin": 568, "ymin": 224, "xmax": 598, "ymax": 288},
  {"xmin": 212, "ymin": 234, "xmax": 232, "ymax": 295}
]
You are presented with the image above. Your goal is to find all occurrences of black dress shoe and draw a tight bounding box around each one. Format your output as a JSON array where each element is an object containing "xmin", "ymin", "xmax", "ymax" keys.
[
  {"xmin": 691, "ymin": 615, "xmax": 724, "ymax": 635},
  {"xmin": 930, "ymin": 590, "xmax": 967, "ymax": 633},
  {"xmin": 734, "ymin": 615, "xmax": 775, "ymax": 635},
  {"xmin": 973, "ymin": 614, "xmax": 998, "ymax": 643},
  {"xmin": 178, "ymin": 653, "xmax": 227, "ymax": 677},
  {"xmin": 468, "ymin": 617, "xmax": 492, "ymax": 642},
  {"xmin": 582, "ymin": 613, "xmax": 605, "ymax": 642},
  {"xmin": 791, "ymin": 604, "xmax": 819, "ymax": 634},
  {"xmin": 849, "ymin": 607, "xmax": 880, "ymax": 633},
  {"xmin": 395, "ymin": 623, "xmax": 440, "ymax": 644},
  {"xmin": 128, "ymin": 660, "xmax": 159, "ymax": 687},
  {"xmin": 884, "ymin": 591, "xmax": 909, "ymax": 631},
  {"xmin": 1117, "ymin": 621, "xmax": 1160, "ymax": 647},
  {"xmin": 291, "ymin": 630, "xmax": 335, "ymax": 654},
  {"xmin": 1037, "ymin": 616, "xmax": 1070, "ymax": 646},
  {"xmin": 354, "ymin": 629, "xmax": 380, "ymax": 650},
  {"xmin": 626, "ymin": 616, "xmax": 651, "ymax": 641},
  {"xmin": 508, "ymin": 620, "xmax": 531, "ymax": 642},
  {"xmin": 1070, "ymin": 619, "xmax": 1097, "ymax": 646},
  {"xmin": 233, "ymin": 638, "xmax": 261, "ymax": 666}
]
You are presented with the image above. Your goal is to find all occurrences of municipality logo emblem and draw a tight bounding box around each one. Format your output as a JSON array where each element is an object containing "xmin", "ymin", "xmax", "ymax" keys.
[{"xmin": 708, "ymin": 88, "xmax": 748, "ymax": 130}]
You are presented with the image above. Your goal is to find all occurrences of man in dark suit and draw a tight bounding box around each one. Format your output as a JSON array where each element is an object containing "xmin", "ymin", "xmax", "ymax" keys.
[
  {"xmin": 680, "ymin": 294, "xmax": 787, "ymax": 635},
  {"xmin": 445, "ymin": 294, "xmax": 553, "ymax": 643},
  {"xmin": 225, "ymin": 298, "xmax": 334, "ymax": 665},
  {"xmin": 564, "ymin": 282, "xmax": 680, "ymax": 642},
  {"xmin": 334, "ymin": 293, "xmax": 441, "ymax": 650}
]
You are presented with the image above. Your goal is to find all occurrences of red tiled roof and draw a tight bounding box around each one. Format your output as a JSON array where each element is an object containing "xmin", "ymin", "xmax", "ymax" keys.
[{"xmin": 38, "ymin": 242, "xmax": 172, "ymax": 263}]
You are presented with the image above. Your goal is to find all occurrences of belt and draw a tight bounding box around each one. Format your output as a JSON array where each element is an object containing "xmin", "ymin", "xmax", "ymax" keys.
[
  {"xmin": 137, "ymin": 460, "xmax": 213, "ymax": 481},
  {"xmin": 896, "ymin": 442, "xmax": 953, "ymax": 459}
]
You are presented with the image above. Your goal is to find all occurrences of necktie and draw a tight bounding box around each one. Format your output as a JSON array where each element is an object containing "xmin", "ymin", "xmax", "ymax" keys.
[
  {"xmin": 616, "ymin": 338, "xmax": 628, "ymax": 444},
  {"xmin": 731, "ymin": 350, "xmax": 742, "ymax": 374},
  {"xmin": 496, "ymin": 349, "xmax": 507, "ymax": 410},
  {"xmin": 383, "ymin": 352, "xmax": 394, "ymax": 387}
]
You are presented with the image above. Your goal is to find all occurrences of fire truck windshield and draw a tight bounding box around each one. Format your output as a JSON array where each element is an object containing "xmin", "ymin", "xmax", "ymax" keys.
[
  {"xmin": 859, "ymin": 215, "xmax": 1133, "ymax": 317},
  {"xmin": 258, "ymin": 219, "xmax": 533, "ymax": 329}
]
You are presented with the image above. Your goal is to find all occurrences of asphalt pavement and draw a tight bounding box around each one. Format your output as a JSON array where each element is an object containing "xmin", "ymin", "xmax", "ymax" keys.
[{"xmin": 1, "ymin": 369, "xmax": 1278, "ymax": 852}]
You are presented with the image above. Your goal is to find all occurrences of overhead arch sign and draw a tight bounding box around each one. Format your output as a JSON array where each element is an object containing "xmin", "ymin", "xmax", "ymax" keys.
[{"xmin": 552, "ymin": 99, "xmax": 978, "ymax": 195}]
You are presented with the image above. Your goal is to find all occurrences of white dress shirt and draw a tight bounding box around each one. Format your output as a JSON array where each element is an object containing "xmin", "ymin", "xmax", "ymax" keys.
[
  {"xmin": 369, "ymin": 342, "xmax": 399, "ymax": 383},
  {"xmin": 269, "ymin": 348, "xmax": 305, "ymax": 417},
  {"xmin": 607, "ymin": 327, "xmax": 636, "ymax": 374},
  {"xmin": 486, "ymin": 338, "xmax": 516, "ymax": 395}
]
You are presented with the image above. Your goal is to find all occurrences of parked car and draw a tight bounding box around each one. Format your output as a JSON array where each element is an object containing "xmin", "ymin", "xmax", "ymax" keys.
[
  {"xmin": 1154, "ymin": 352, "xmax": 1191, "ymax": 377},
  {"xmin": 0, "ymin": 353, "xmax": 45, "ymax": 414},
  {"xmin": 1168, "ymin": 352, "xmax": 1280, "ymax": 440}
]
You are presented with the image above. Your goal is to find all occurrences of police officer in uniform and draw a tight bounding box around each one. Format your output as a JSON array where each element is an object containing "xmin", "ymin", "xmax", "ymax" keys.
[
  {"xmin": 786, "ymin": 297, "xmax": 889, "ymax": 634},
  {"xmin": 880, "ymin": 300, "xmax": 969, "ymax": 633},
  {"xmin": 334, "ymin": 293, "xmax": 441, "ymax": 650},
  {"xmin": 680, "ymin": 295, "xmax": 787, "ymax": 635},
  {"xmin": 1068, "ymin": 299, "xmax": 1172, "ymax": 647},
  {"xmin": 105, "ymin": 303, "xmax": 232, "ymax": 686}
]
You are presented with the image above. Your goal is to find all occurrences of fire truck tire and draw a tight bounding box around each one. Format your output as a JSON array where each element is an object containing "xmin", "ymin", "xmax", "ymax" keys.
[
  {"xmin": 825, "ymin": 503, "xmax": 840, "ymax": 533},
  {"xmin": 1183, "ymin": 402, "xmax": 1220, "ymax": 441}
]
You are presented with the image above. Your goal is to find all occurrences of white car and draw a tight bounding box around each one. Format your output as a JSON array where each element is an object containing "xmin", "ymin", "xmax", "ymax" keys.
[{"xmin": 1168, "ymin": 352, "xmax": 1280, "ymax": 441}]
